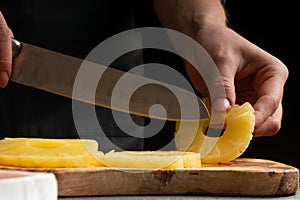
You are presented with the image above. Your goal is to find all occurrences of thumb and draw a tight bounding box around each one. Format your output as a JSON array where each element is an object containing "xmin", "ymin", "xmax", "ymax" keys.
[{"xmin": 208, "ymin": 64, "xmax": 236, "ymax": 112}]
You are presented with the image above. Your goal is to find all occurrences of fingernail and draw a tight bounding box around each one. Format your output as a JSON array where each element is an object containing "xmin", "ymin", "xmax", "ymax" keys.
[
  {"xmin": 0, "ymin": 71, "xmax": 9, "ymax": 88},
  {"xmin": 212, "ymin": 98, "xmax": 230, "ymax": 112}
]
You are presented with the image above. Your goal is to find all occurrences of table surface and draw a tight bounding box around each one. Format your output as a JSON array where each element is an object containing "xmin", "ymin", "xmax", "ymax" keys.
[{"xmin": 59, "ymin": 186, "xmax": 300, "ymax": 200}]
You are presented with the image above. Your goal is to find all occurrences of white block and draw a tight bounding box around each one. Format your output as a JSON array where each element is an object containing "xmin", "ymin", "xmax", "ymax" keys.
[{"xmin": 0, "ymin": 169, "xmax": 57, "ymax": 200}]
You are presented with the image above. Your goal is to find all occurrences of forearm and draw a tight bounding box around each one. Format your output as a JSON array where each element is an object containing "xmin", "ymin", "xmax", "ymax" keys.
[{"xmin": 153, "ymin": 0, "xmax": 227, "ymax": 38}]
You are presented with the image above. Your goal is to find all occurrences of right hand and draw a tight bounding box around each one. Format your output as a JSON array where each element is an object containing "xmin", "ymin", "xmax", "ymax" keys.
[
  {"xmin": 0, "ymin": 11, "xmax": 14, "ymax": 88},
  {"xmin": 186, "ymin": 25, "xmax": 289, "ymax": 137}
]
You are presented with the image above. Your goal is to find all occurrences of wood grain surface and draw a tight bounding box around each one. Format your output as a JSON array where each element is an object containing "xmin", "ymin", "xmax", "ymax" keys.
[{"xmin": 0, "ymin": 158, "xmax": 299, "ymax": 197}]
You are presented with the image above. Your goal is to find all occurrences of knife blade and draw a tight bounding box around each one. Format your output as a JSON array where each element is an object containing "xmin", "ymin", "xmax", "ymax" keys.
[{"xmin": 11, "ymin": 38, "xmax": 209, "ymax": 121}]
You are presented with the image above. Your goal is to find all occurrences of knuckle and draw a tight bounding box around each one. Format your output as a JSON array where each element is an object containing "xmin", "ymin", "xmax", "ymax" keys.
[
  {"xmin": 281, "ymin": 63, "xmax": 289, "ymax": 80},
  {"xmin": 268, "ymin": 119, "xmax": 281, "ymax": 136},
  {"xmin": 212, "ymin": 50, "xmax": 234, "ymax": 67},
  {"xmin": 263, "ymin": 95, "xmax": 280, "ymax": 113},
  {"xmin": 272, "ymin": 58, "xmax": 289, "ymax": 80}
]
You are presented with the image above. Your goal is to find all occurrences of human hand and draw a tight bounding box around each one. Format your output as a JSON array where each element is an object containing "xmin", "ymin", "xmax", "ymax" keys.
[
  {"xmin": 186, "ymin": 25, "xmax": 289, "ymax": 137},
  {"xmin": 0, "ymin": 11, "xmax": 14, "ymax": 88}
]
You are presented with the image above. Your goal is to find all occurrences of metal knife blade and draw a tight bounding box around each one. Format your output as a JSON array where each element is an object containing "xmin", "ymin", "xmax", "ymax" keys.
[{"xmin": 11, "ymin": 39, "xmax": 209, "ymax": 121}]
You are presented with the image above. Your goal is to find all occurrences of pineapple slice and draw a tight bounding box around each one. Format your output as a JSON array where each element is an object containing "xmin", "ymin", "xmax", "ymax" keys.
[
  {"xmin": 0, "ymin": 138, "xmax": 201, "ymax": 169},
  {"xmin": 175, "ymin": 100, "xmax": 255, "ymax": 163},
  {"xmin": 100, "ymin": 150, "xmax": 201, "ymax": 169},
  {"xmin": 0, "ymin": 138, "xmax": 103, "ymax": 168}
]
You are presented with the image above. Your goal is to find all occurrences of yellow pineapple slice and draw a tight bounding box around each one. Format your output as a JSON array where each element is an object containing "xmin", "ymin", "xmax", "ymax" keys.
[
  {"xmin": 100, "ymin": 150, "xmax": 201, "ymax": 169},
  {"xmin": 175, "ymin": 99, "xmax": 255, "ymax": 163},
  {"xmin": 0, "ymin": 138, "xmax": 103, "ymax": 168}
]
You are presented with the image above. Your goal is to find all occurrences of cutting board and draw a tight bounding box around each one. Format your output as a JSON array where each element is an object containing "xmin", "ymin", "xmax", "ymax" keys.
[{"xmin": 0, "ymin": 158, "xmax": 299, "ymax": 197}]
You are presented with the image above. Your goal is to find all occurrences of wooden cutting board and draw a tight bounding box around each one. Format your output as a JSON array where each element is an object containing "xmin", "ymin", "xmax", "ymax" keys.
[{"xmin": 0, "ymin": 158, "xmax": 299, "ymax": 197}]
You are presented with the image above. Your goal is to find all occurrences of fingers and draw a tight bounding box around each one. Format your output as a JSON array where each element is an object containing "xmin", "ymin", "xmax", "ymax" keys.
[
  {"xmin": 195, "ymin": 28, "xmax": 240, "ymax": 112},
  {"xmin": 0, "ymin": 11, "xmax": 13, "ymax": 88},
  {"xmin": 183, "ymin": 25, "xmax": 287, "ymax": 137},
  {"xmin": 185, "ymin": 54, "xmax": 233, "ymax": 112},
  {"xmin": 253, "ymin": 102, "xmax": 283, "ymax": 137},
  {"xmin": 209, "ymin": 69, "xmax": 234, "ymax": 112},
  {"xmin": 208, "ymin": 52, "xmax": 237, "ymax": 112},
  {"xmin": 208, "ymin": 48, "xmax": 288, "ymax": 137},
  {"xmin": 252, "ymin": 57, "xmax": 289, "ymax": 135}
]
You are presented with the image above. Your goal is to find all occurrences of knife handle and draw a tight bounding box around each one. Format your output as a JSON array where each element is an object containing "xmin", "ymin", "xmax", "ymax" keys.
[{"xmin": 11, "ymin": 38, "xmax": 22, "ymax": 59}]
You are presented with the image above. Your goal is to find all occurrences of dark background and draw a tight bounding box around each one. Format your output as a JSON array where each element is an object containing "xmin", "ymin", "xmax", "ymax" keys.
[{"xmin": 223, "ymin": 0, "xmax": 300, "ymax": 169}]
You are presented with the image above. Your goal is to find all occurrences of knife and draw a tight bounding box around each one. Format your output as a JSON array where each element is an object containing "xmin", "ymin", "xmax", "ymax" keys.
[{"xmin": 11, "ymin": 38, "xmax": 209, "ymax": 121}]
